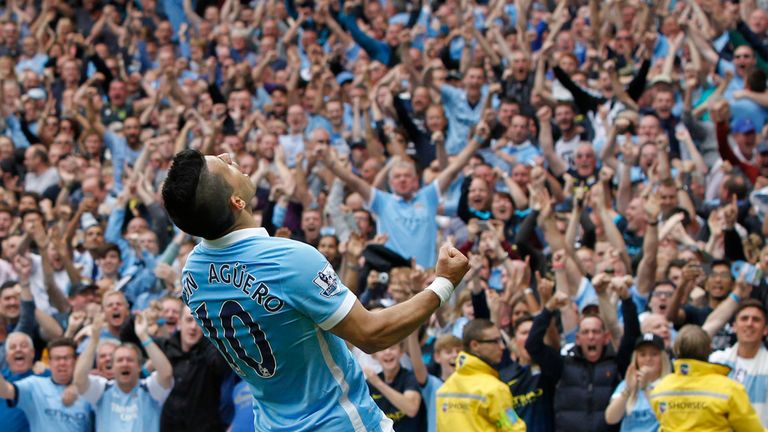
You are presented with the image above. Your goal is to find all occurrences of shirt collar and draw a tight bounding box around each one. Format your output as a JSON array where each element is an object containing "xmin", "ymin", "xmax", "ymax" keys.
[{"xmin": 202, "ymin": 227, "xmax": 269, "ymax": 249}]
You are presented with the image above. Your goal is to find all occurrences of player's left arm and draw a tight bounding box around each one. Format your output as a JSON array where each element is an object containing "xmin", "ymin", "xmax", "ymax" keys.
[
  {"xmin": 332, "ymin": 246, "xmax": 469, "ymax": 353},
  {"xmin": 136, "ymin": 312, "xmax": 173, "ymax": 389},
  {"xmin": 332, "ymin": 294, "xmax": 441, "ymax": 354}
]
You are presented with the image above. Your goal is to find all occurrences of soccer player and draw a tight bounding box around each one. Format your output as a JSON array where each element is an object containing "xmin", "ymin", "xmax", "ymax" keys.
[{"xmin": 161, "ymin": 150, "xmax": 470, "ymax": 432}]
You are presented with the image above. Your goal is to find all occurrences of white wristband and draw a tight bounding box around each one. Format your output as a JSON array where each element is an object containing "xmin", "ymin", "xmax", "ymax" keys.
[{"xmin": 427, "ymin": 277, "xmax": 455, "ymax": 306}]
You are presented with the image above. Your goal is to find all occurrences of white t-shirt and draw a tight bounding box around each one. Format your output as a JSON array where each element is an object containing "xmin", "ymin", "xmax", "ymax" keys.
[
  {"xmin": 81, "ymin": 371, "xmax": 173, "ymax": 432},
  {"xmin": 555, "ymin": 134, "xmax": 581, "ymax": 169},
  {"xmin": 710, "ymin": 344, "xmax": 768, "ymax": 427}
]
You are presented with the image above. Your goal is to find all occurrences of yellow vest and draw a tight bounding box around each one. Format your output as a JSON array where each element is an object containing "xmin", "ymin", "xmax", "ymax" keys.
[
  {"xmin": 436, "ymin": 351, "xmax": 526, "ymax": 432},
  {"xmin": 650, "ymin": 358, "xmax": 766, "ymax": 432}
]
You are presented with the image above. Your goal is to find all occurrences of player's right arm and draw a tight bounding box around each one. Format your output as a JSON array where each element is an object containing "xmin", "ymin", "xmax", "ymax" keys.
[{"xmin": 331, "ymin": 244, "xmax": 469, "ymax": 354}]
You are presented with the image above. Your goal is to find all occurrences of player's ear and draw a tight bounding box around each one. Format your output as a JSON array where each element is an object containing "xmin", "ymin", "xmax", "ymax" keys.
[{"xmin": 230, "ymin": 195, "xmax": 247, "ymax": 211}]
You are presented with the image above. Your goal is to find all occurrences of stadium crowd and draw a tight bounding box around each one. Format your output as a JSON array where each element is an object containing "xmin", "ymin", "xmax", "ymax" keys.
[{"xmin": 0, "ymin": 0, "xmax": 766, "ymax": 430}]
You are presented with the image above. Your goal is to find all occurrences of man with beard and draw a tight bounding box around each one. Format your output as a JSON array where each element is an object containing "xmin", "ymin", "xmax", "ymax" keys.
[
  {"xmin": 648, "ymin": 88, "xmax": 682, "ymax": 158},
  {"xmin": 0, "ymin": 337, "xmax": 93, "ymax": 431},
  {"xmin": 501, "ymin": 49, "xmax": 535, "ymax": 116},
  {"xmin": 667, "ymin": 260, "xmax": 736, "ymax": 350},
  {"xmin": 75, "ymin": 312, "xmax": 173, "ymax": 431},
  {"xmin": 158, "ymin": 306, "xmax": 230, "ymax": 432},
  {"xmin": 540, "ymin": 103, "xmax": 588, "ymax": 176},
  {"xmin": 526, "ymin": 292, "xmax": 622, "ymax": 432},
  {"xmin": 436, "ymin": 319, "xmax": 526, "ymax": 431},
  {"xmin": 101, "ymin": 80, "xmax": 133, "ymax": 126}
]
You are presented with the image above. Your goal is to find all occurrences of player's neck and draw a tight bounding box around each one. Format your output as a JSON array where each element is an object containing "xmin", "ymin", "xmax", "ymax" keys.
[{"xmin": 223, "ymin": 212, "xmax": 261, "ymax": 235}]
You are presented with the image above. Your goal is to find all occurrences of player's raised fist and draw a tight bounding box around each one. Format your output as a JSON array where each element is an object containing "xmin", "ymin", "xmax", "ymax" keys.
[{"xmin": 436, "ymin": 243, "xmax": 470, "ymax": 287}]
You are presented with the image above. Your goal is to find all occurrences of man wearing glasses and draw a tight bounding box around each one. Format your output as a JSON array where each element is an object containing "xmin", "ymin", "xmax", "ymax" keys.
[
  {"xmin": 0, "ymin": 338, "xmax": 93, "ymax": 431},
  {"xmin": 436, "ymin": 319, "xmax": 526, "ymax": 431}
]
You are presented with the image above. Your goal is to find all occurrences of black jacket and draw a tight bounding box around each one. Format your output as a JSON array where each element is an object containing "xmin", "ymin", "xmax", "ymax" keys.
[
  {"xmin": 526, "ymin": 308, "xmax": 624, "ymax": 432},
  {"xmin": 158, "ymin": 332, "xmax": 231, "ymax": 432}
]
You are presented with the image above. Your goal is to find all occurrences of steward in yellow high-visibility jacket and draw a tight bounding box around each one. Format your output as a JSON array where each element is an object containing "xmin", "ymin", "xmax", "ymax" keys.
[
  {"xmin": 436, "ymin": 351, "xmax": 526, "ymax": 432},
  {"xmin": 650, "ymin": 358, "xmax": 766, "ymax": 432}
]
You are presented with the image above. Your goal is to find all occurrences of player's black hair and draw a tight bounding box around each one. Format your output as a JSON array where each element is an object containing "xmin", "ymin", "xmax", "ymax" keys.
[{"xmin": 162, "ymin": 149, "xmax": 235, "ymax": 240}]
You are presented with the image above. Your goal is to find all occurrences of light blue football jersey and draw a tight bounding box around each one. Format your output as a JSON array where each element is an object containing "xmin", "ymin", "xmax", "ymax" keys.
[
  {"xmin": 11, "ymin": 376, "xmax": 93, "ymax": 432},
  {"xmin": 181, "ymin": 227, "xmax": 392, "ymax": 432}
]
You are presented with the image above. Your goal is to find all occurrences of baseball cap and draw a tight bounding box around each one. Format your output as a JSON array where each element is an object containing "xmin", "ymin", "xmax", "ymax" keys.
[
  {"xmin": 68, "ymin": 282, "xmax": 98, "ymax": 298},
  {"xmin": 634, "ymin": 333, "xmax": 664, "ymax": 351},
  {"xmin": 26, "ymin": 88, "xmax": 46, "ymax": 100},
  {"xmin": 336, "ymin": 71, "xmax": 354, "ymax": 86},
  {"xmin": 731, "ymin": 117, "xmax": 756, "ymax": 134}
]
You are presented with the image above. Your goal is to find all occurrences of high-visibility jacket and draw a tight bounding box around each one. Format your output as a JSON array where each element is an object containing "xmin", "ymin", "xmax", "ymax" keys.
[
  {"xmin": 436, "ymin": 351, "xmax": 526, "ymax": 432},
  {"xmin": 650, "ymin": 358, "xmax": 767, "ymax": 432}
]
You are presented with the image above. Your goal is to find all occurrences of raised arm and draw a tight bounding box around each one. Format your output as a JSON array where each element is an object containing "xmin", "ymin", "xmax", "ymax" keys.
[
  {"xmin": 635, "ymin": 195, "xmax": 660, "ymax": 296},
  {"xmin": 435, "ymin": 126, "xmax": 483, "ymax": 193},
  {"xmin": 331, "ymin": 244, "xmax": 469, "ymax": 354},
  {"xmin": 537, "ymin": 106, "xmax": 567, "ymax": 176},
  {"xmin": 405, "ymin": 331, "xmax": 428, "ymax": 385},
  {"xmin": 74, "ymin": 313, "xmax": 102, "ymax": 394},
  {"xmin": 135, "ymin": 312, "xmax": 173, "ymax": 389},
  {"xmin": 320, "ymin": 146, "xmax": 373, "ymax": 203},
  {"xmin": 703, "ymin": 275, "xmax": 749, "ymax": 337},
  {"xmin": 524, "ymin": 295, "xmax": 566, "ymax": 380},
  {"xmin": 182, "ymin": 0, "xmax": 204, "ymax": 29}
]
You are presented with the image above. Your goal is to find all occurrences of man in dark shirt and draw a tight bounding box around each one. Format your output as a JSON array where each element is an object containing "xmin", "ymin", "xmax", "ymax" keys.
[
  {"xmin": 158, "ymin": 306, "xmax": 231, "ymax": 432},
  {"xmin": 667, "ymin": 260, "xmax": 738, "ymax": 350}
]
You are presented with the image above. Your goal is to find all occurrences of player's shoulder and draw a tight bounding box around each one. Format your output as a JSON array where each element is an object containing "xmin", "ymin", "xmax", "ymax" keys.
[{"xmin": 268, "ymin": 236, "xmax": 324, "ymax": 259}]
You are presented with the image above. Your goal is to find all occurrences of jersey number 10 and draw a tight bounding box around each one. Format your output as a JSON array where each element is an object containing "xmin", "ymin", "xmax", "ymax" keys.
[{"xmin": 195, "ymin": 300, "xmax": 277, "ymax": 378}]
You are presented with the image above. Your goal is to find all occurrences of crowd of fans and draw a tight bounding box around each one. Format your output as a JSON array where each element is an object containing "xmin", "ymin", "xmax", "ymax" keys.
[{"xmin": 0, "ymin": 0, "xmax": 766, "ymax": 430}]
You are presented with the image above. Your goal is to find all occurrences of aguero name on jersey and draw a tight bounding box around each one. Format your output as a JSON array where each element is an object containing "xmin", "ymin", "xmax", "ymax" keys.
[{"xmin": 181, "ymin": 227, "xmax": 392, "ymax": 432}]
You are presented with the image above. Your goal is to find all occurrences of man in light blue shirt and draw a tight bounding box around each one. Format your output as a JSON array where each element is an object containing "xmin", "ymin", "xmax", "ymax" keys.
[
  {"xmin": 0, "ymin": 332, "xmax": 38, "ymax": 431},
  {"xmin": 0, "ymin": 337, "xmax": 93, "ymax": 432},
  {"xmin": 440, "ymin": 66, "xmax": 489, "ymax": 155},
  {"xmin": 102, "ymin": 117, "xmax": 143, "ymax": 192},
  {"xmin": 322, "ymin": 136, "xmax": 481, "ymax": 268},
  {"xmin": 74, "ymin": 312, "xmax": 174, "ymax": 432},
  {"xmin": 160, "ymin": 150, "xmax": 471, "ymax": 431}
]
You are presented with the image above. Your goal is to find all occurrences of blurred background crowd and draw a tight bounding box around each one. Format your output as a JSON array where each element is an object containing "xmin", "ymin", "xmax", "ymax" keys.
[{"xmin": 0, "ymin": 0, "xmax": 767, "ymax": 430}]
